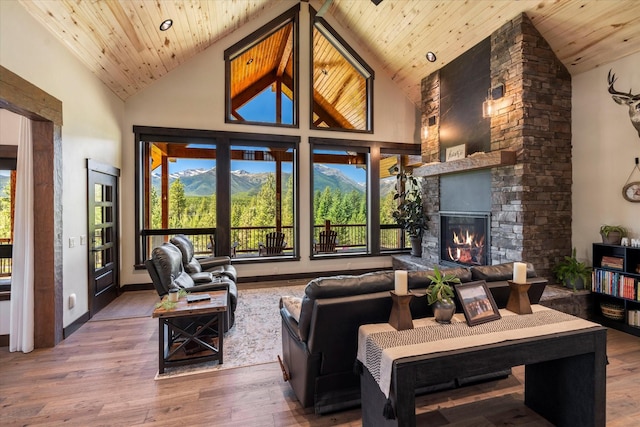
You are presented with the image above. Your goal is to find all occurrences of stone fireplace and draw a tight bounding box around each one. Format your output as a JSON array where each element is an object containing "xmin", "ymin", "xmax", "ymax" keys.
[{"xmin": 415, "ymin": 13, "xmax": 572, "ymax": 280}]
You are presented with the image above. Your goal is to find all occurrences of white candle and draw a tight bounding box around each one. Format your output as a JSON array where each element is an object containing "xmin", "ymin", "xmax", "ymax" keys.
[
  {"xmin": 395, "ymin": 270, "xmax": 408, "ymax": 295},
  {"xmin": 513, "ymin": 262, "xmax": 527, "ymax": 284}
]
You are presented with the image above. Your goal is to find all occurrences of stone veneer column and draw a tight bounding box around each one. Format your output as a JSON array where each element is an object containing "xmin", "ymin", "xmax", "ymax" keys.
[
  {"xmin": 490, "ymin": 14, "xmax": 572, "ymax": 278},
  {"xmin": 419, "ymin": 13, "xmax": 572, "ymax": 279},
  {"xmin": 420, "ymin": 71, "xmax": 441, "ymax": 261}
]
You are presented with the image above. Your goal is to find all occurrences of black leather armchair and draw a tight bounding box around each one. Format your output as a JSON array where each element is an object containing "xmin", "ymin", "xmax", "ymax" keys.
[{"xmin": 145, "ymin": 242, "xmax": 238, "ymax": 330}]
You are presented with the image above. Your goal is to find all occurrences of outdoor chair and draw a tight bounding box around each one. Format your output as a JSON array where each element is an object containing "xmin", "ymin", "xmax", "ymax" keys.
[
  {"xmin": 314, "ymin": 230, "xmax": 338, "ymax": 254},
  {"xmin": 258, "ymin": 232, "xmax": 287, "ymax": 256}
]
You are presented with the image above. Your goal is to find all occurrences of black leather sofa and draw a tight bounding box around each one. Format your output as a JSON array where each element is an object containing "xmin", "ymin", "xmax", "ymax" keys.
[{"xmin": 279, "ymin": 262, "xmax": 547, "ymax": 414}]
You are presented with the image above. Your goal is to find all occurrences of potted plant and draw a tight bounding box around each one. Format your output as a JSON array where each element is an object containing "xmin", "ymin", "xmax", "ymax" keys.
[
  {"xmin": 426, "ymin": 266, "xmax": 461, "ymax": 323},
  {"xmin": 553, "ymin": 248, "xmax": 591, "ymax": 291},
  {"xmin": 599, "ymin": 225, "xmax": 627, "ymax": 245},
  {"xmin": 392, "ymin": 172, "xmax": 428, "ymax": 257}
]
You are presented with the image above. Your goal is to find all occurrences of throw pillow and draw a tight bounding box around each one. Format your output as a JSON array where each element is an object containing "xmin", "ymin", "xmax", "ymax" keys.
[{"xmin": 281, "ymin": 296, "xmax": 302, "ymax": 322}]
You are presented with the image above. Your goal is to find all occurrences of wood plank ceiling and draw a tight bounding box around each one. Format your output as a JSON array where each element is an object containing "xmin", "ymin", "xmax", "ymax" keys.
[{"xmin": 18, "ymin": 0, "xmax": 640, "ymax": 105}]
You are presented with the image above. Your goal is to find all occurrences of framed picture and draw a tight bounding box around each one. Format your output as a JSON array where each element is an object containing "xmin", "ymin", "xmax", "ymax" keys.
[
  {"xmin": 455, "ymin": 280, "xmax": 501, "ymax": 326},
  {"xmin": 622, "ymin": 181, "xmax": 640, "ymax": 203}
]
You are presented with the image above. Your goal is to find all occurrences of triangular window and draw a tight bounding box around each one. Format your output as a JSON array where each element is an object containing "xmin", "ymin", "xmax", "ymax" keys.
[
  {"xmin": 224, "ymin": 6, "xmax": 299, "ymax": 127},
  {"xmin": 312, "ymin": 13, "xmax": 374, "ymax": 132}
]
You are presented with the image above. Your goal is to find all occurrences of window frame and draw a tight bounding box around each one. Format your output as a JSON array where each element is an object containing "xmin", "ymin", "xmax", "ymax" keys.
[
  {"xmin": 310, "ymin": 10, "xmax": 375, "ymax": 133},
  {"xmin": 309, "ymin": 138, "xmax": 419, "ymax": 259},
  {"xmin": 224, "ymin": 5, "xmax": 300, "ymax": 129},
  {"xmin": 133, "ymin": 126, "xmax": 300, "ymax": 267}
]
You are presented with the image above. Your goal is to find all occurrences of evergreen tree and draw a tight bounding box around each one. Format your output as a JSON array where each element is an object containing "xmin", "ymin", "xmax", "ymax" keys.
[
  {"xmin": 0, "ymin": 182, "xmax": 11, "ymax": 240},
  {"xmin": 169, "ymin": 179, "xmax": 187, "ymax": 228}
]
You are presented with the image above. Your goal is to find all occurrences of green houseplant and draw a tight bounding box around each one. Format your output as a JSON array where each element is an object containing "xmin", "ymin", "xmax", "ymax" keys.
[
  {"xmin": 599, "ymin": 225, "xmax": 627, "ymax": 245},
  {"xmin": 553, "ymin": 248, "xmax": 591, "ymax": 291},
  {"xmin": 392, "ymin": 172, "xmax": 428, "ymax": 257},
  {"xmin": 426, "ymin": 266, "xmax": 461, "ymax": 323}
]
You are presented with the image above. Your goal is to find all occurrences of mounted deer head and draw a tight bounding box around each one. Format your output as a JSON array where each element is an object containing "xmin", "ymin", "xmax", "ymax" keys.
[{"xmin": 608, "ymin": 70, "xmax": 640, "ymax": 138}]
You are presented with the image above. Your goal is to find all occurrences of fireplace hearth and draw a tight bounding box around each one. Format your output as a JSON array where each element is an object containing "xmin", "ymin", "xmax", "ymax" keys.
[{"xmin": 440, "ymin": 212, "xmax": 489, "ymax": 267}]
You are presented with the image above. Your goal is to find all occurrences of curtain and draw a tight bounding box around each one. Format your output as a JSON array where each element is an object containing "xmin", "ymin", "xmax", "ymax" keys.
[{"xmin": 10, "ymin": 116, "xmax": 34, "ymax": 353}]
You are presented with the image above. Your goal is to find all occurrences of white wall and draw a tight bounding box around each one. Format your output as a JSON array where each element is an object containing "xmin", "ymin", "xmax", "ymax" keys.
[
  {"xmin": 0, "ymin": 1, "xmax": 124, "ymax": 328},
  {"xmin": 572, "ymin": 52, "xmax": 640, "ymax": 264},
  {"xmin": 122, "ymin": 2, "xmax": 419, "ymax": 285}
]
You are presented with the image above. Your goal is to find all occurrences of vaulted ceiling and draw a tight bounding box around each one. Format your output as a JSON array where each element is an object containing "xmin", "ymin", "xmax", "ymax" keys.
[{"xmin": 18, "ymin": 0, "xmax": 640, "ymax": 105}]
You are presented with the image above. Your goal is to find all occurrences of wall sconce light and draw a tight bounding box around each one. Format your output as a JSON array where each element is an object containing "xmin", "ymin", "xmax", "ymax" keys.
[
  {"xmin": 421, "ymin": 125, "xmax": 429, "ymax": 139},
  {"xmin": 482, "ymin": 83, "xmax": 505, "ymax": 118},
  {"xmin": 421, "ymin": 115, "xmax": 437, "ymax": 139}
]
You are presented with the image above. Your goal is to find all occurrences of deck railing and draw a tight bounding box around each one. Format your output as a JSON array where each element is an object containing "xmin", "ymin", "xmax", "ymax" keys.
[{"xmin": 141, "ymin": 223, "xmax": 409, "ymax": 259}]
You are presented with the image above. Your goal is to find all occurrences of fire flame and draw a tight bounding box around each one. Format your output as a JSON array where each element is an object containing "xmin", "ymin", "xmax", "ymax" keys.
[{"xmin": 446, "ymin": 228, "xmax": 485, "ymax": 265}]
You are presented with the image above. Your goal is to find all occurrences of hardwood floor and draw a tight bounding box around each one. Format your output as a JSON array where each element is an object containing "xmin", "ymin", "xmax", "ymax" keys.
[{"xmin": 1, "ymin": 306, "xmax": 639, "ymax": 426}]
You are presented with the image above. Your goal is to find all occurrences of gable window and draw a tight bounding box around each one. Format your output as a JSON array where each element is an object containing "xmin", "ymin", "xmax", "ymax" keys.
[
  {"xmin": 225, "ymin": 6, "xmax": 299, "ymax": 127},
  {"xmin": 311, "ymin": 14, "xmax": 374, "ymax": 132}
]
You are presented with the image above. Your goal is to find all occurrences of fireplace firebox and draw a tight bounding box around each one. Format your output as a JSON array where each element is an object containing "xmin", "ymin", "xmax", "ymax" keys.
[{"xmin": 440, "ymin": 212, "xmax": 490, "ymax": 267}]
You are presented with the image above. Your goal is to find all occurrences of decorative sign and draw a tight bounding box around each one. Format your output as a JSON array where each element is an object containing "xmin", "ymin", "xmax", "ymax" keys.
[{"xmin": 445, "ymin": 144, "xmax": 466, "ymax": 162}]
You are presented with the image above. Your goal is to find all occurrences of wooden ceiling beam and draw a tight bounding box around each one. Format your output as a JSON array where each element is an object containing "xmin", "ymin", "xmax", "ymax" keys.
[{"xmin": 276, "ymin": 25, "xmax": 293, "ymax": 77}]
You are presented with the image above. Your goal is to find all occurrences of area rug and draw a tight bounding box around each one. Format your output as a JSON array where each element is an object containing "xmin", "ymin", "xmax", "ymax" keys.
[
  {"xmin": 155, "ymin": 283, "xmax": 306, "ymax": 379},
  {"xmin": 91, "ymin": 290, "xmax": 159, "ymax": 321}
]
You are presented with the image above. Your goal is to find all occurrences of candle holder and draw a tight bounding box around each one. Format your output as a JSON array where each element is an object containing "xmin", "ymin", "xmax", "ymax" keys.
[
  {"xmin": 389, "ymin": 291, "xmax": 414, "ymax": 330},
  {"xmin": 506, "ymin": 280, "xmax": 532, "ymax": 314}
]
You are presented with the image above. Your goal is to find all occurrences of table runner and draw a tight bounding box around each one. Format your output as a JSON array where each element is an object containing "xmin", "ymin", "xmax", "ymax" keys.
[{"xmin": 357, "ymin": 305, "xmax": 601, "ymax": 399}]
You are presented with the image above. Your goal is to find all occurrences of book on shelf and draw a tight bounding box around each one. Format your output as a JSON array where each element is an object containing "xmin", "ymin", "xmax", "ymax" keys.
[
  {"xmin": 592, "ymin": 269, "xmax": 639, "ymax": 300},
  {"xmin": 628, "ymin": 310, "xmax": 640, "ymax": 328},
  {"xmin": 601, "ymin": 256, "xmax": 624, "ymax": 269}
]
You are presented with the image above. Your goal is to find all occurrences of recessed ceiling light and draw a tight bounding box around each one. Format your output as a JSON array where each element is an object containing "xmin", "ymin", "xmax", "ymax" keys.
[
  {"xmin": 426, "ymin": 51, "xmax": 437, "ymax": 62},
  {"xmin": 159, "ymin": 19, "xmax": 173, "ymax": 31}
]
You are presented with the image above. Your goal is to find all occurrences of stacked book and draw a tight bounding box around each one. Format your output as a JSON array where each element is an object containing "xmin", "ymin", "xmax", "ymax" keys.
[{"xmin": 601, "ymin": 256, "xmax": 624, "ymax": 270}]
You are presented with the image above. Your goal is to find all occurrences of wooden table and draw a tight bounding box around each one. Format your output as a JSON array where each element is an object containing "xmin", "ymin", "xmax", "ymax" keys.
[
  {"xmin": 358, "ymin": 307, "xmax": 607, "ymax": 427},
  {"xmin": 152, "ymin": 290, "xmax": 228, "ymax": 374}
]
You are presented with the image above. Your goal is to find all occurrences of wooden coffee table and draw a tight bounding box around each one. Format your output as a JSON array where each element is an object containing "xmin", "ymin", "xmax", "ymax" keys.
[{"xmin": 152, "ymin": 290, "xmax": 228, "ymax": 374}]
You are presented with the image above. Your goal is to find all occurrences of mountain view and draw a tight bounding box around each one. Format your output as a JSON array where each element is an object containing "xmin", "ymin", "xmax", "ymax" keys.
[{"xmin": 152, "ymin": 164, "xmax": 367, "ymax": 197}]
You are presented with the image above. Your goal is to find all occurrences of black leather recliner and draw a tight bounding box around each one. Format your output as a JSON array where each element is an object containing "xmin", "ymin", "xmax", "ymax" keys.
[
  {"xmin": 145, "ymin": 242, "xmax": 238, "ymax": 330},
  {"xmin": 170, "ymin": 234, "xmax": 238, "ymax": 282}
]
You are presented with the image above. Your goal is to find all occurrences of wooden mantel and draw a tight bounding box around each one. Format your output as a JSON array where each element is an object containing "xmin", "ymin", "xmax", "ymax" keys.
[{"xmin": 413, "ymin": 150, "xmax": 516, "ymax": 177}]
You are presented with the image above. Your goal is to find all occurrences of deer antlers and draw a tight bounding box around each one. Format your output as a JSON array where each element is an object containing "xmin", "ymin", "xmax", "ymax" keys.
[{"xmin": 607, "ymin": 69, "xmax": 640, "ymax": 138}]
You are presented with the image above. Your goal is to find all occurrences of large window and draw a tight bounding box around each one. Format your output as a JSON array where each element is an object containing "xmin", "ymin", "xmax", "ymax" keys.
[
  {"xmin": 378, "ymin": 148, "xmax": 425, "ymax": 252},
  {"xmin": 310, "ymin": 139, "xmax": 421, "ymax": 258},
  {"xmin": 311, "ymin": 144, "xmax": 369, "ymax": 256},
  {"xmin": 0, "ymin": 149, "xmax": 16, "ymax": 291},
  {"xmin": 225, "ymin": 6, "xmax": 299, "ymax": 127},
  {"xmin": 134, "ymin": 127, "xmax": 299, "ymax": 266},
  {"xmin": 230, "ymin": 144, "xmax": 296, "ymax": 258},
  {"xmin": 311, "ymin": 14, "xmax": 374, "ymax": 132}
]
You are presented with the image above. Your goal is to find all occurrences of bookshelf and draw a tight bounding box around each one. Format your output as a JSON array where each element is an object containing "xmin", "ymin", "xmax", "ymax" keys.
[{"xmin": 592, "ymin": 243, "xmax": 640, "ymax": 337}]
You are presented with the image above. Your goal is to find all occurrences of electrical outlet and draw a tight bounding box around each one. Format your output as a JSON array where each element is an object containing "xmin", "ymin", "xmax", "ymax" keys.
[{"xmin": 69, "ymin": 237, "xmax": 76, "ymax": 248}]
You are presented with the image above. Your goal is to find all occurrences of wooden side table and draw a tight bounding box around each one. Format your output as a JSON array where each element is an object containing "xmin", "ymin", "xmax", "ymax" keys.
[{"xmin": 152, "ymin": 290, "xmax": 228, "ymax": 374}]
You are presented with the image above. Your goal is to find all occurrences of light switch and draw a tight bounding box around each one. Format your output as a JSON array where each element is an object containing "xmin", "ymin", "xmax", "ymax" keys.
[
  {"xmin": 69, "ymin": 237, "xmax": 76, "ymax": 248},
  {"xmin": 80, "ymin": 235, "xmax": 87, "ymax": 246}
]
